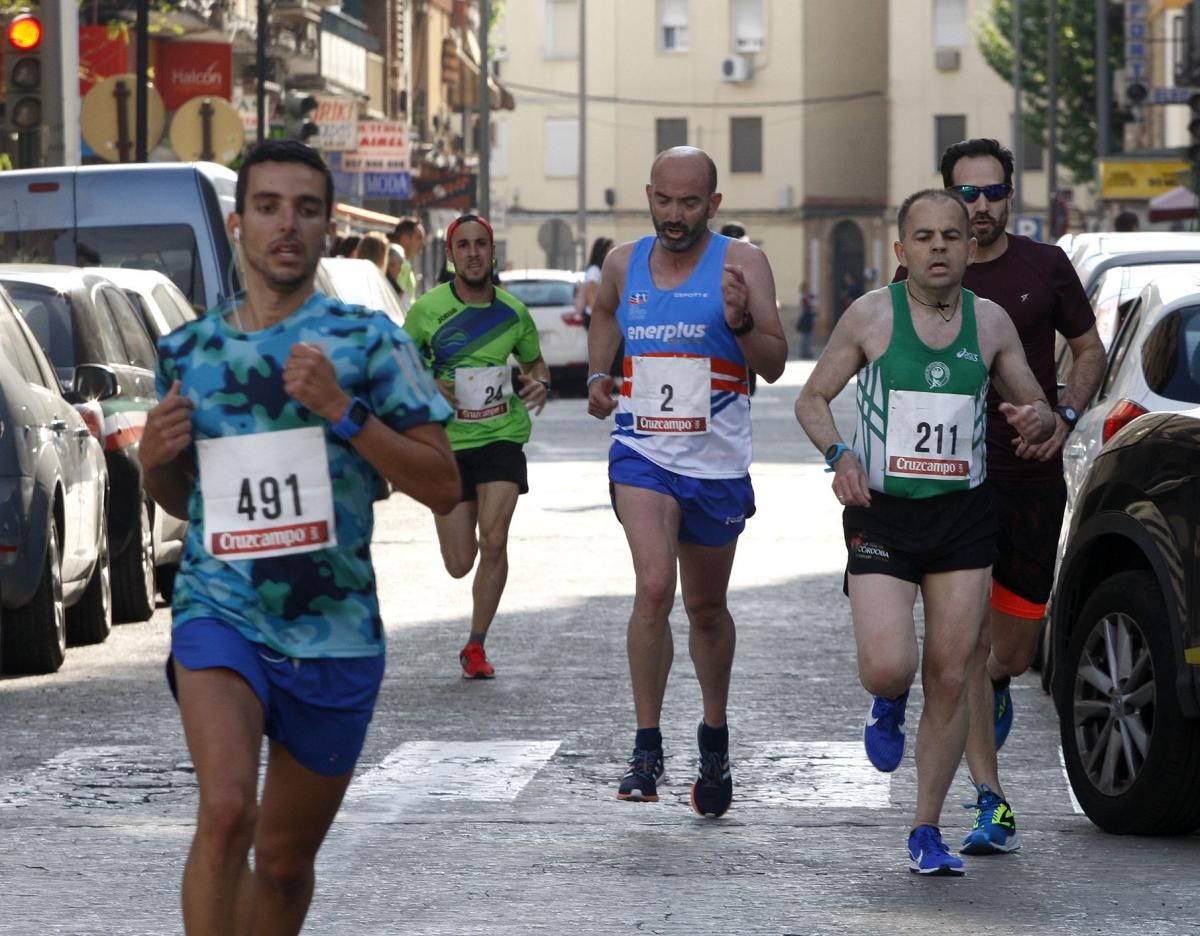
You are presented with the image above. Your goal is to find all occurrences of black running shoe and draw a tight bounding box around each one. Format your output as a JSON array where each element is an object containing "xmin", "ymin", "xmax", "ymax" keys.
[
  {"xmin": 617, "ymin": 748, "xmax": 665, "ymax": 802},
  {"xmin": 690, "ymin": 725, "xmax": 732, "ymax": 818}
]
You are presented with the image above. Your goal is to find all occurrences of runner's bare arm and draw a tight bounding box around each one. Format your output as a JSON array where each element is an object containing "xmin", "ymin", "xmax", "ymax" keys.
[
  {"xmin": 795, "ymin": 300, "xmax": 872, "ymax": 506},
  {"xmin": 139, "ymin": 380, "xmax": 196, "ymax": 520},
  {"xmin": 587, "ymin": 244, "xmax": 630, "ymax": 419},
  {"xmin": 986, "ymin": 310, "xmax": 1055, "ymax": 447},
  {"xmin": 516, "ymin": 354, "xmax": 552, "ymax": 415},
  {"xmin": 283, "ymin": 343, "xmax": 461, "ymax": 514},
  {"xmin": 724, "ymin": 241, "xmax": 786, "ymax": 382}
]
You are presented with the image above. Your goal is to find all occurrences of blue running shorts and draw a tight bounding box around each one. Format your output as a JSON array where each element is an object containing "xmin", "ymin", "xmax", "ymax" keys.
[
  {"xmin": 608, "ymin": 441, "xmax": 755, "ymax": 547},
  {"xmin": 167, "ymin": 617, "xmax": 386, "ymax": 777}
]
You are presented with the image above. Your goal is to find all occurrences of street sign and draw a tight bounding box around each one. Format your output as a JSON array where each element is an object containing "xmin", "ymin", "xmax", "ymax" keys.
[
  {"xmin": 364, "ymin": 172, "xmax": 412, "ymax": 199},
  {"xmin": 1013, "ymin": 214, "xmax": 1044, "ymax": 241},
  {"xmin": 311, "ymin": 96, "xmax": 356, "ymax": 152},
  {"xmin": 1150, "ymin": 86, "xmax": 1196, "ymax": 105},
  {"xmin": 342, "ymin": 121, "xmax": 409, "ymax": 173},
  {"xmin": 169, "ymin": 96, "xmax": 244, "ymax": 165},
  {"xmin": 80, "ymin": 74, "xmax": 165, "ymax": 163}
]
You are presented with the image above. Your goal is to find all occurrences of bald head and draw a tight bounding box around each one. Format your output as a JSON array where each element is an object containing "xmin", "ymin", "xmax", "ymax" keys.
[{"xmin": 650, "ymin": 147, "xmax": 718, "ymax": 197}]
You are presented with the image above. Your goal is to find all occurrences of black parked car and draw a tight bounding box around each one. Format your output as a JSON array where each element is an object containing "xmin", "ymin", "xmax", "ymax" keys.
[
  {"xmin": 0, "ymin": 284, "xmax": 111, "ymax": 673},
  {"xmin": 1048, "ymin": 408, "xmax": 1200, "ymax": 835},
  {"xmin": 0, "ymin": 265, "xmax": 169, "ymax": 624}
]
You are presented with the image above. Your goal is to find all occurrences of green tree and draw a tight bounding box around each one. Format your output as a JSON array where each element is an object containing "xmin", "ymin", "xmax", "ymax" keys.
[{"xmin": 976, "ymin": 0, "xmax": 1125, "ymax": 181}]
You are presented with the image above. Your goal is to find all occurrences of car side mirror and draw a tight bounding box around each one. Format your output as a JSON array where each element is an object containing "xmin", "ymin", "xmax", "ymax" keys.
[{"xmin": 74, "ymin": 363, "xmax": 119, "ymax": 402}]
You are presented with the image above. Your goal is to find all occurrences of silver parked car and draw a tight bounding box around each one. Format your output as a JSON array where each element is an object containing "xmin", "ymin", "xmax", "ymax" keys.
[
  {"xmin": 316, "ymin": 257, "xmax": 407, "ymax": 326},
  {"xmin": 0, "ymin": 284, "xmax": 111, "ymax": 673}
]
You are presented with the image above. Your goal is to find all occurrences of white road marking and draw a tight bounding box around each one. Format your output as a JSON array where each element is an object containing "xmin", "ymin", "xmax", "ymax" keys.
[
  {"xmin": 1057, "ymin": 745, "xmax": 1085, "ymax": 814},
  {"xmin": 340, "ymin": 740, "xmax": 562, "ymax": 819},
  {"xmin": 740, "ymin": 741, "xmax": 892, "ymax": 809}
]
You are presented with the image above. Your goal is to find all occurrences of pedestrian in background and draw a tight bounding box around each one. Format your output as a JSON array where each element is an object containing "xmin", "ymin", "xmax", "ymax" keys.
[
  {"xmin": 579, "ymin": 236, "xmax": 614, "ymax": 330},
  {"xmin": 403, "ymin": 214, "xmax": 551, "ymax": 680},
  {"xmin": 797, "ymin": 188, "xmax": 1054, "ymax": 875},
  {"xmin": 352, "ymin": 231, "xmax": 390, "ymax": 273},
  {"xmin": 388, "ymin": 216, "xmax": 427, "ymax": 313},
  {"xmin": 137, "ymin": 140, "xmax": 459, "ymax": 934},
  {"xmin": 797, "ymin": 281, "xmax": 816, "ymax": 359},
  {"xmin": 1114, "ymin": 210, "xmax": 1140, "ymax": 232},
  {"xmin": 587, "ymin": 146, "xmax": 786, "ymax": 817}
]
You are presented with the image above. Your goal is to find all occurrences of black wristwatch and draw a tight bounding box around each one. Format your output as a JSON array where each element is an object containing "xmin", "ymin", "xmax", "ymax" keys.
[
  {"xmin": 727, "ymin": 312, "xmax": 754, "ymax": 337},
  {"xmin": 1054, "ymin": 404, "xmax": 1079, "ymax": 431},
  {"xmin": 331, "ymin": 397, "xmax": 371, "ymax": 441}
]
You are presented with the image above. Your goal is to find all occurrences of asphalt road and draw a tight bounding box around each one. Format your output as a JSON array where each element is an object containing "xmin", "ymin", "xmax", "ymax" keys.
[{"xmin": 1, "ymin": 361, "xmax": 1196, "ymax": 936}]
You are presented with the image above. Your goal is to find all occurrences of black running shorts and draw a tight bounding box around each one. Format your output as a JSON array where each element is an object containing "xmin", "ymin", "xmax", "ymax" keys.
[
  {"xmin": 454, "ymin": 440, "xmax": 529, "ymax": 502},
  {"xmin": 841, "ymin": 483, "xmax": 997, "ymax": 591},
  {"xmin": 989, "ymin": 476, "xmax": 1067, "ymax": 606}
]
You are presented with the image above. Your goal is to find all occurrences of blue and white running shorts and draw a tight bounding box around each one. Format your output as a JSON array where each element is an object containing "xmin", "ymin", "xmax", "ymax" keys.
[
  {"xmin": 167, "ymin": 617, "xmax": 385, "ymax": 777},
  {"xmin": 608, "ymin": 441, "xmax": 755, "ymax": 547}
]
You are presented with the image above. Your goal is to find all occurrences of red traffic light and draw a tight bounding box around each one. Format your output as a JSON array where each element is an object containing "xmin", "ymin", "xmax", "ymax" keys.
[{"xmin": 7, "ymin": 13, "xmax": 42, "ymax": 51}]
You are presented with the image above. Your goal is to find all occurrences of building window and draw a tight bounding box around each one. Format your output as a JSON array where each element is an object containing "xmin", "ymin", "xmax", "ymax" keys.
[
  {"xmin": 732, "ymin": 0, "xmax": 765, "ymax": 53},
  {"xmin": 730, "ymin": 116, "xmax": 762, "ymax": 173},
  {"xmin": 933, "ymin": 0, "xmax": 967, "ymax": 47},
  {"xmin": 934, "ymin": 114, "xmax": 966, "ymax": 170},
  {"xmin": 656, "ymin": 118, "xmax": 688, "ymax": 154},
  {"xmin": 658, "ymin": 0, "xmax": 689, "ymax": 52},
  {"xmin": 545, "ymin": 117, "xmax": 579, "ymax": 177},
  {"xmin": 1023, "ymin": 136, "xmax": 1044, "ymax": 172},
  {"xmin": 545, "ymin": 0, "xmax": 579, "ymax": 58}
]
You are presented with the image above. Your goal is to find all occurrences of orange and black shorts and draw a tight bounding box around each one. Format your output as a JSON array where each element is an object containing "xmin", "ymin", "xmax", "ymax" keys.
[{"xmin": 989, "ymin": 476, "xmax": 1068, "ymax": 618}]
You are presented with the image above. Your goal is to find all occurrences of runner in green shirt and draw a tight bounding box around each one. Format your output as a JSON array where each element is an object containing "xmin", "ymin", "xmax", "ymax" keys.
[{"xmin": 403, "ymin": 214, "xmax": 551, "ymax": 678}]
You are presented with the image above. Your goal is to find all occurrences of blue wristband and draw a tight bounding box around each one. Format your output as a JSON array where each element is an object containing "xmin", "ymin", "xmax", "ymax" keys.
[{"xmin": 331, "ymin": 397, "xmax": 370, "ymax": 441}]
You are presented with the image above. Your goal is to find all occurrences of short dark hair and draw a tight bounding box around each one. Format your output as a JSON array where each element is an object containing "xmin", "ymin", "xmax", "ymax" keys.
[
  {"xmin": 235, "ymin": 140, "xmax": 334, "ymax": 219},
  {"xmin": 939, "ymin": 138, "xmax": 1015, "ymax": 187},
  {"xmin": 1114, "ymin": 210, "xmax": 1140, "ymax": 232},
  {"xmin": 897, "ymin": 189, "xmax": 970, "ymax": 240},
  {"xmin": 719, "ymin": 222, "xmax": 747, "ymax": 240},
  {"xmin": 391, "ymin": 216, "xmax": 421, "ymax": 242}
]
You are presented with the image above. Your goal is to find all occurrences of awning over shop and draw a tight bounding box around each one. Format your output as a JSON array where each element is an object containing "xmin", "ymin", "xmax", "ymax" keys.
[
  {"xmin": 334, "ymin": 202, "xmax": 400, "ymax": 233},
  {"xmin": 1148, "ymin": 185, "xmax": 1200, "ymax": 223},
  {"xmin": 452, "ymin": 28, "xmax": 515, "ymax": 111}
]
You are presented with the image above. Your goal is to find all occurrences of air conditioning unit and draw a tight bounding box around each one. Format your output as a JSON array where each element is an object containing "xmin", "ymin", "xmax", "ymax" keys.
[
  {"xmin": 720, "ymin": 54, "xmax": 752, "ymax": 83},
  {"xmin": 934, "ymin": 48, "xmax": 961, "ymax": 72}
]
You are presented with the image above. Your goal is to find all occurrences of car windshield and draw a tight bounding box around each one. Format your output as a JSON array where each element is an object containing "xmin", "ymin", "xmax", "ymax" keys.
[
  {"xmin": 0, "ymin": 224, "xmax": 203, "ymax": 309},
  {"xmin": 503, "ymin": 279, "xmax": 575, "ymax": 307},
  {"xmin": 2, "ymin": 281, "xmax": 74, "ymax": 371},
  {"xmin": 1090, "ymin": 263, "xmax": 1200, "ymax": 349}
]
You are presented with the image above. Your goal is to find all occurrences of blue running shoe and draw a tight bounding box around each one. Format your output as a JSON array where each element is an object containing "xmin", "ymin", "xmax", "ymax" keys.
[
  {"xmin": 908, "ymin": 824, "xmax": 965, "ymax": 876},
  {"xmin": 994, "ymin": 682, "xmax": 1014, "ymax": 751},
  {"xmin": 864, "ymin": 690, "xmax": 908, "ymax": 772},
  {"xmin": 960, "ymin": 784, "xmax": 1021, "ymax": 855},
  {"xmin": 616, "ymin": 748, "xmax": 664, "ymax": 802},
  {"xmin": 690, "ymin": 725, "xmax": 733, "ymax": 819}
]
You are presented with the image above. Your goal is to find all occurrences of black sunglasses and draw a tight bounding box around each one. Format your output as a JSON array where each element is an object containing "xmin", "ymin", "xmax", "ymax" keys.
[{"xmin": 947, "ymin": 183, "xmax": 1012, "ymax": 203}]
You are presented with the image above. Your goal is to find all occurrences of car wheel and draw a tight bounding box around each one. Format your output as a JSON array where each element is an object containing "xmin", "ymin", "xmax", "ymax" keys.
[
  {"xmin": 113, "ymin": 495, "xmax": 155, "ymax": 623},
  {"xmin": 66, "ymin": 518, "xmax": 112, "ymax": 646},
  {"xmin": 156, "ymin": 562, "xmax": 178, "ymax": 604},
  {"xmin": 2, "ymin": 519, "xmax": 66, "ymax": 674},
  {"xmin": 1060, "ymin": 570, "xmax": 1200, "ymax": 834}
]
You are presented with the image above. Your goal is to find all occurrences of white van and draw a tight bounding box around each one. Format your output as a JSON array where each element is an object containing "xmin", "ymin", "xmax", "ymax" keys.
[{"xmin": 0, "ymin": 162, "xmax": 240, "ymax": 313}]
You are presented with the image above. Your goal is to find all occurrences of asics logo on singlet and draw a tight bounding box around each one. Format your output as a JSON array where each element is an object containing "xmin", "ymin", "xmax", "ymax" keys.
[
  {"xmin": 956, "ymin": 348, "xmax": 980, "ymax": 363},
  {"xmin": 626, "ymin": 322, "xmax": 708, "ymax": 341},
  {"xmin": 924, "ymin": 361, "xmax": 951, "ymax": 389}
]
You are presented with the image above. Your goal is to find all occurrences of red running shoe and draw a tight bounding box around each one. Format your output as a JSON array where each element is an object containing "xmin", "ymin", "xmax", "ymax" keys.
[{"xmin": 459, "ymin": 642, "xmax": 495, "ymax": 679}]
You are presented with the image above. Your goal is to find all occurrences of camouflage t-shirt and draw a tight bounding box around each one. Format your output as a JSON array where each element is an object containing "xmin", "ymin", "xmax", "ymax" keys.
[
  {"xmin": 403, "ymin": 282, "xmax": 542, "ymax": 451},
  {"xmin": 156, "ymin": 292, "xmax": 453, "ymax": 658}
]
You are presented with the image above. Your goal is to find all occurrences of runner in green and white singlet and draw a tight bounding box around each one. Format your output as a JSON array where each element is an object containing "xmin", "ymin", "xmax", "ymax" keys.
[{"xmin": 852, "ymin": 281, "xmax": 989, "ymax": 499}]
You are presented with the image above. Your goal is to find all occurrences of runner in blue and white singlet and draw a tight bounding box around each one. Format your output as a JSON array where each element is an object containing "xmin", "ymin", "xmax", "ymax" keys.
[{"xmin": 612, "ymin": 232, "xmax": 753, "ymax": 479}]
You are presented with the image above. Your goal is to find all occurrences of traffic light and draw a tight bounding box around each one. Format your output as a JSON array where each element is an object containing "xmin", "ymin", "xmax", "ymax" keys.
[
  {"xmin": 282, "ymin": 92, "xmax": 318, "ymax": 143},
  {"xmin": 4, "ymin": 10, "xmax": 43, "ymax": 133}
]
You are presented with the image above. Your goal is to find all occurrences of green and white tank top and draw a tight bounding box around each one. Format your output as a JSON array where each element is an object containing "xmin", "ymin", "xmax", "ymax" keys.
[{"xmin": 852, "ymin": 282, "xmax": 989, "ymax": 499}]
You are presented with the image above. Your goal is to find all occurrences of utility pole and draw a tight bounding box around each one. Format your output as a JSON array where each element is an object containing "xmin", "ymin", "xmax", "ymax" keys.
[
  {"xmin": 1097, "ymin": 0, "xmax": 1110, "ymax": 160},
  {"xmin": 1048, "ymin": 0, "xmax": 1059, "ymax": 235},
  {"xmin": 1012, "ymin": 0, "xmax": 1023, "ymax": 214},
  {"xmin": 479, "ymin": 0, "xmax": 491, "ymax": 218},
  {"xmin": 136, "ymin": 0, "xmax": 148, "ymax": 160},
  {"xmin": 43, "ymin": 0, "xmax": 80, "ymax": 165},
  {"xmin": 257, "ymin": 0, "xmax": 267, "ymax": 144},
  {"xmin": 577, "ymin": 0, "xmax": 587, "ymax": 267}
]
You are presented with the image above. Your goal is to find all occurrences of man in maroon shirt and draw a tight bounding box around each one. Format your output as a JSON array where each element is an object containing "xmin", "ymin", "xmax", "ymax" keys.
[{"xmin": 894, "ymin": 138, "xmax": 1105, "ymax": 858}]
